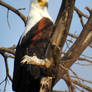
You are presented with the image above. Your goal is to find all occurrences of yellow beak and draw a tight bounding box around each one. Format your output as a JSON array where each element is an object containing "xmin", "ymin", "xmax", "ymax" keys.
[{"xmin": 39, "ymin": 1, "xmax": 48, "ymax": 7}]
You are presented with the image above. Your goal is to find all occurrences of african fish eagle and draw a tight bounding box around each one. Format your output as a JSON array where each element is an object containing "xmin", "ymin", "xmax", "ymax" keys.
[{"xmin": 12, "ymin": 0, "xmax": 54, "ymax": 92}]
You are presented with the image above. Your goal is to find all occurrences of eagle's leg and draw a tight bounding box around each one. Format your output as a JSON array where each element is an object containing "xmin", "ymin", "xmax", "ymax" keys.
[
  {"xmin": 21, "ymin": 55, "xmax": 51, "ymax": 68},
  {"xmin": 21, "ymin": 44, "xmax": 61, "ymax": 68}
]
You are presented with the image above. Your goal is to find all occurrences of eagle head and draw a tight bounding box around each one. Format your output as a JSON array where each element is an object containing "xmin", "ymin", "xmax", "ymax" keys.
[{"xmin": 31, "ymin": 0, "xmax": 48, "ymax": 7}]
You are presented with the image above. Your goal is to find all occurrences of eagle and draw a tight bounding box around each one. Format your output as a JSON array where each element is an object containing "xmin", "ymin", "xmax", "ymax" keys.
[{"xmin": 12, "ymin": 0, "xmax": 54, "ymax": 92}]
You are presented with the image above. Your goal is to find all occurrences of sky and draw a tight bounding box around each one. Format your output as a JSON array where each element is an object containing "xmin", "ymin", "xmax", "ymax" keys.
[{"xmin": 0, "ymin": 0, "xmax": 92, "ymax": 92}]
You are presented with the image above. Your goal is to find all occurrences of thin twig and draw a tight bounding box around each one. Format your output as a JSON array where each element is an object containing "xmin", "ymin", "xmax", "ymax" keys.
[
  {"xmin": 74, "ymin": 85, "xmax": 84, "ymax": 92},
  {"xmin": 7, "ymin": 9, "xmax": 11, "ymax": 29},
  {"xmin": 3, "ymin": 77, "xmax": 8, "ymax": 92},
  {"xmin": 0, "ymin": 77, "xmax": 7, "ymax": 85},
  {"xmin": 18, "ymin": 8, "xmax": 26, "ymax": 10},
  {"xmin": 2, "ymin": 53, "xmax": 13, "ymax": 82},
  {"xmin": 68, "ymin": 33, "xmax": 92, "ymax": 48},
  {"xmin": 71, "ymin": 76, "xmax": 92, "ymax": 84},
  {"xmin": 75, "ymin": 62, "xmax": 92, "ymax": 66},
  {"xmin": 85, "ymin": 7, "xmax": 92, "ymax": 14},
  {"xmin": 8, "ymin": 45, "xmax": 16, "ymax": 50},
  {"xmin": 74, "ymin": 7, "xmax": 89, "ymax": 18},
  {"xmin": 72, "ymin": 79, "xmax": 92, "ymax": 92},
  {"xmin": 0, "ymin": 46, "xmax": 15, "ymax": 55}
]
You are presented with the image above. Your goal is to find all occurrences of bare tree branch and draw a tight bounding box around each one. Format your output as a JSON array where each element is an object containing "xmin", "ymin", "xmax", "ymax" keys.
[
  {"xmin": 62, "ymin": 72, "xmax": 75, "ymax": 92},
  {"xmin": 7, "ymin": 9, "xmax": 11, "ymax": 29},
  {"xmin": 0, "ymin": 0, "xmax": 27, "ymax": 25},
  {"xmin": 0, "ymin": 46, "xmax": 15, "ymax": 55},
  {"xmin": 51, "ymin": 0, "xmax": 76, "ymax": 85},
  {"xmin": 0, "ymin": 77, "xmax": 7, "ymax": 85},
  {"xmin": 52, "ymin": 0, "xmax": 75, "ymax": 49},
  {"xmin": 3, "ymin": 54, "xmax": 13, "ymax": 82},
  {"xmin": 68, "ymin": 33, "xmax": 92, "ymax": 48},
  {"xmin": 71, "ymin": 76, "xmax": 92, "ymax": 84},
  {"xmin": 54, "ymin": 10, "xmax": 92, "ymax": 86},
  {"xmin": 52, "ymin": 90, "xmax": 67, "ymax": 92},
  {"xmin": 77, "ymin": 57, "xmax": 92, "ymax": 63},
  {"xmin": 85, "ymin": 7, "xmax": 92, "ymax": 14},
  {"xmin": 72, "ymin": 79, "xmax": 92, "ymax": 92},
  {"xmin": 62, "ymin": 12, "xmax": 92, "ymax": 68},
  {"xmin": 74, "ymin": 7, "xmax": 89, "ymax": 18}
]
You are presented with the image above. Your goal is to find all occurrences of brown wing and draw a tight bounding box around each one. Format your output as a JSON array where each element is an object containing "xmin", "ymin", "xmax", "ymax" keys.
[{"xmin": 28, "ymin": 17, "xmax": 54, "ymax": 58}]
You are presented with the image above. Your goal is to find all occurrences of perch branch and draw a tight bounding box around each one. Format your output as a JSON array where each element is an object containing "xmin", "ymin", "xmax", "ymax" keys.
[
  {"xmin": 54, "ymin": 10, "xmax": 92, "ymax": 85},
  {"xmin": 52, "ymin": 0, "xmax": 75, "ymax": 49},
  {"xmin": 51, "ymin": 0, "xmax": 76, "ymax": 86}
]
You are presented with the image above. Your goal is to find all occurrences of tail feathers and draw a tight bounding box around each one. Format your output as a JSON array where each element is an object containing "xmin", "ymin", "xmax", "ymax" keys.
[{"xmin": 15, "ymin": 78, "xmax": 41, "ymax": 92}]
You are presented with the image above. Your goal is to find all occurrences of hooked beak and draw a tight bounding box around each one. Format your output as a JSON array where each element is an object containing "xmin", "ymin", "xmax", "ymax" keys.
[{"xmin": 39, "ymin": 1, "xmax": 48, "ymax": 7}]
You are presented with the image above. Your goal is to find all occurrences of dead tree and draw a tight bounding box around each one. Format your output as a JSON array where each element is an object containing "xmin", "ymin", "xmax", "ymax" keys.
[{"xmin": 0, "ymin": 0, "xmax": 92, "ymax": 92}]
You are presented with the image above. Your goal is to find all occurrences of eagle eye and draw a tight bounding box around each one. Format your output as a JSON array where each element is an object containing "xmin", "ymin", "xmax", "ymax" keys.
[{"xmin": 38, "ymin": 0, "xmax": 41, "ymax": 2}]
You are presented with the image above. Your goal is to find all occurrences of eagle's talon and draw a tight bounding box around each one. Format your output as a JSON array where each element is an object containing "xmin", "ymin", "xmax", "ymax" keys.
[
  {"xmin": 21, "ymin": 55, "xmax": 30, "ymax": 64},
  {"xmin": 21, "ymin": 60, "xmax": 27, "ymax": 64}
]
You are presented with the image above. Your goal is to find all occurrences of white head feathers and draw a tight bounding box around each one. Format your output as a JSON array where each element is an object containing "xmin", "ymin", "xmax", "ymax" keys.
[{"xmin": 19, "ymin": 0, "xmax": 53, "ymax": 44}]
